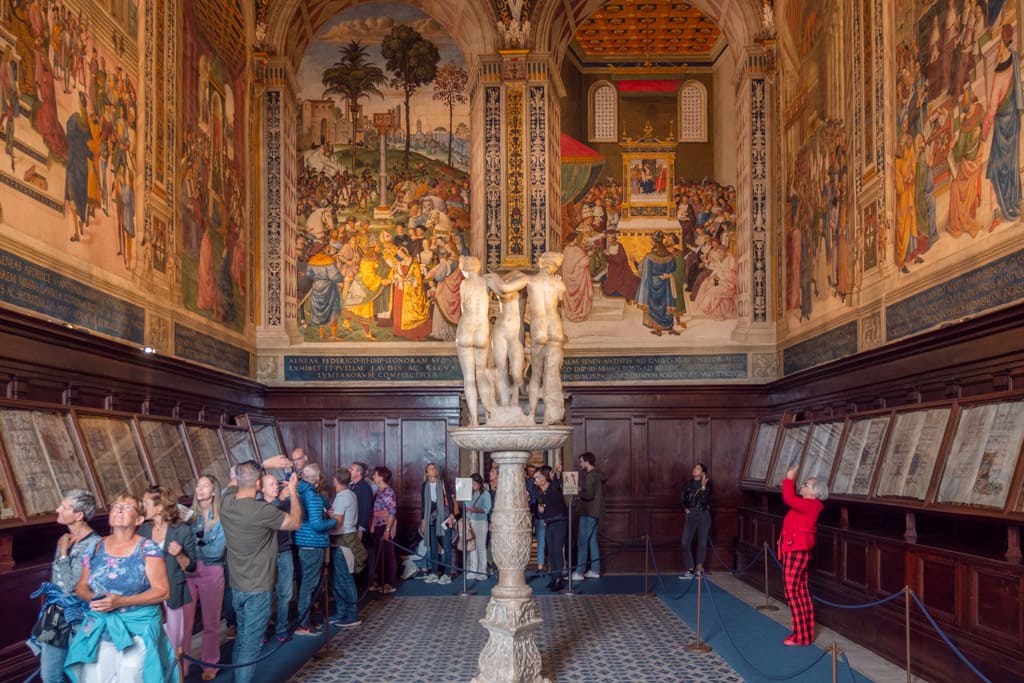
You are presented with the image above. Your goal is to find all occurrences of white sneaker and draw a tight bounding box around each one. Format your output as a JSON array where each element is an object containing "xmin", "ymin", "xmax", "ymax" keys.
[
  {"xmin": 438, "ymin": 574, "xmax": 452, "ymax": 585},
  {"xmin": 571, "ymin": 572, "xmax": 586, "ymax": 581},
  {"xmin": 584, "ymin": 570, "xmax": 600, "ymax": 579},
  {"xmin": 425, "ymin": 573, "xmax": 438, "ymax": 583}
]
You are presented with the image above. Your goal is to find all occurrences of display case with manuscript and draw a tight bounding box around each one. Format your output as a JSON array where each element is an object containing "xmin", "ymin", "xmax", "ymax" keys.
[
  {"xmin": 738, "ymin": 391, "xmax": 1024, "ymax": 555},
  {"xmin": 235, "ymin": 414, "xmax": 286, "ymax": 461}
]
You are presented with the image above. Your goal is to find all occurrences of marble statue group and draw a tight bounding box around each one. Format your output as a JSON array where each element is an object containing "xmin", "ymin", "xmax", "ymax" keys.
[{"xmin": 456, "ymin": 253, "xmax": 567, "ymax": 427}]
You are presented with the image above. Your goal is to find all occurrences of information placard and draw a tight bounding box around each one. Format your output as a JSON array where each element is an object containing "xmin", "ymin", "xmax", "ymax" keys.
[{"xmin": 562, "ymin": 471, "xmax": 579, "ymax": 496}]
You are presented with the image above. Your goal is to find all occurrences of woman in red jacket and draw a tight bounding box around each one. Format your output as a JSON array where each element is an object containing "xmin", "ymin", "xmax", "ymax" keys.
[{"xmin": 779, "ymin": 466, "xmax": 828, "ymax": 646}]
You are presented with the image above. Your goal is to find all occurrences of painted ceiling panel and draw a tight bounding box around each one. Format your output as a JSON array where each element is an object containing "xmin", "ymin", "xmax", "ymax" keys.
[
  {"xmin": 191, "ymin": 0, "xmax": 247, "ymax": 76},
  {"xmin": 573, "ymin": 0, "xmax": 722, "ymax": 58}
]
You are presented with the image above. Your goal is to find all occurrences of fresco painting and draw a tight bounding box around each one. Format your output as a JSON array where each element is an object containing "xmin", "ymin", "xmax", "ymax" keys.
[
  {"xmin": 178, "ymin": 0, "xmax": 248, "ymax": 332},
  {"xmin": 891, "ymin": 0, "xmax": 1021, "ymax": 274},
  {"xmin": 0, "ymin": 1, "xmax": 140, "ymax": 277},
  {"xmin": 294, "ymin": 2, "xmax": 471, "ymax": 343},
  {"xmin": 560, "ymin": 175, "xmax": 739, "ymax": 338}
]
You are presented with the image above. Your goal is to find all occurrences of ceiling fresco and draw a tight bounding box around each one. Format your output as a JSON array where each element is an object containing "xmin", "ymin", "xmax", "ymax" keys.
[
  {"xmin": 191, "ymin": 0, "xmax": 247, "ymax": 75},
  {"xmin": 572, "ymin": 1, "xmax": 723, "ymax": 60}
]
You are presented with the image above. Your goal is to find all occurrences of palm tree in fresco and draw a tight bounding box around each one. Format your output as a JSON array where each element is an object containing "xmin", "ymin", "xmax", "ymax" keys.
[
  {"xmin": 432, "ymin": 62, "xmax": 468, "ymax": 167},
  {"xmin": 381, "ymin": 25, "xmax": 439, "ymax": 170},
  {"xmin": 321, "ymin": 40, "xmax": 387, "ymax": 171}
]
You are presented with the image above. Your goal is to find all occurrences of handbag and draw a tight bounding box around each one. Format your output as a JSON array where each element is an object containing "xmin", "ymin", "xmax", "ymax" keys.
[
  {"xmin": 32, "ymin": 603, "xmax": 71, "ymax": 649},
  {"xmin": 456, "ymin": 523, "xmax": 476, "ymax": 552}
]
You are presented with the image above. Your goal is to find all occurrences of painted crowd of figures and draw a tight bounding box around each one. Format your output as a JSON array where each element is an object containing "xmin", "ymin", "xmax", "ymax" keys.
[
  {"xmin": 295, "ymin": 157, "xmax": 471, "ymax": 342},
  {"xmin": 893, "ymin": 0, "xmax": 1020, "ymax": 274},
  {"xmin": 563, "ymin": 178, "xmax": 738, "ymax": 332},
  {"xmin": 3, "ymin": 0, "xmax": 138, "ymax": 268}
]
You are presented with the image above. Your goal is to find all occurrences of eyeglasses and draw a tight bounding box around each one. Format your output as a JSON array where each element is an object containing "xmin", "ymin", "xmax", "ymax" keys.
[{"xmin": 110, "ymin": 503, "xmax": 138, "ymax": 513}]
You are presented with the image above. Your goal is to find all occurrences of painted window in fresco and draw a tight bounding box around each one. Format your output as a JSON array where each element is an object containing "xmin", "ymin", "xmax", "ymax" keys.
[
  {"xmin": 591, "ymin": 82, "xmax": 617, "ymax": 142},
  {"xmin": 293, "ymin": 5, "xmax": 471, "ymax": 343},
  {"xmin": 678, "ymin": 81, "xmax": 706, "ymax": 142}
]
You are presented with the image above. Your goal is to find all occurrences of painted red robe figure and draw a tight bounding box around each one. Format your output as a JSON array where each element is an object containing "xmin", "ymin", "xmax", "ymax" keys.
[{"xmin": 778, "ymin": 467, "xmax": 827, "ymax": 647}]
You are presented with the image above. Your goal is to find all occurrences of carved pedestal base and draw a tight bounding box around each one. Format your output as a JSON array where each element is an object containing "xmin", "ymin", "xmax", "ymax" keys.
[
  {"xmin": 471, "ymin": 597, "xmax": 548, "ymax": 683},
  {"xmin": 449, "ymin": 426, "xmax": 571, "ymax": 683}
]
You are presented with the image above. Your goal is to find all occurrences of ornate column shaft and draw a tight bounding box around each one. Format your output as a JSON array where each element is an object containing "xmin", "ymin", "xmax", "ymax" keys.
[
  {"xmin": 255, "ymin": 55, "xmax": 301, "ymax": 356},
  {"xmin": 731, "ymin": 45, "xmax": 776, "ymax": 348},
  {"xmin": 473, "ymin": 51, "xmax": 564, "ymax": 272}
]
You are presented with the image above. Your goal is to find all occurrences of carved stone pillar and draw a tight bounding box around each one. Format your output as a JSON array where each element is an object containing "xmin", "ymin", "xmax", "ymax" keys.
[
  {"xmin": 732, "ymin": 45, "xmax": 776, "ymax": 347},
  {"xmin": 473, "ymin": 51, "xmax": 564, "ymax": 273},
  {"xmin": 450, "ymin": 426, "xmax": 571, "ymax": 683},
  {"xmin": 255, "ymin": 54, "xmax": 301, "ymax": 354}
]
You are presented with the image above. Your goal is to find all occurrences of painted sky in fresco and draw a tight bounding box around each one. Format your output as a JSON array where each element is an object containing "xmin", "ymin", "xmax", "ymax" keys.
[{"xmin": 296, "ymin": 2, "xmax": 468, "ymax": 133}]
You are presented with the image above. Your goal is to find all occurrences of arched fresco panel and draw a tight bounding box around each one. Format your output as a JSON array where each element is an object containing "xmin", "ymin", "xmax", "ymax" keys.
[{"xmin": 294, "ymin": 2, "xmax": 470, "ymax": 343}]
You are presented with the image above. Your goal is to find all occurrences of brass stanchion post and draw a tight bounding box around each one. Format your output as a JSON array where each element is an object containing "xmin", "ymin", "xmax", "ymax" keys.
[
  {"xmin": 314, "ymin": 548, "xmax": 341, "ymax": 660},
  {"xmin": 643, "ymin": 534, "xmax": 651, "ymax": 595},
  {"xmin": 757, "ymin": 541, "xmax": 778, "ymax": 611},
  {"xmin": 684, "ymin": 566, "xmax": 713, "ymax": 653},
  {"xmin": 830, "ymin": 641, "xmax": 841, "ymax": 683},
  {"xmin": 904, "ymin": 586, "xmax": 911, "ymax": 683},
  {"xmin": 176, "ymin": 648, "xmax": 185, "ymax": 683}
]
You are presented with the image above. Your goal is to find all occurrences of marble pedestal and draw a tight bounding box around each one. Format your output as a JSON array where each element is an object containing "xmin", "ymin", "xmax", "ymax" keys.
[{"xmin": 449, "ymin": 425, "xmax": 572, "ymax": 683}]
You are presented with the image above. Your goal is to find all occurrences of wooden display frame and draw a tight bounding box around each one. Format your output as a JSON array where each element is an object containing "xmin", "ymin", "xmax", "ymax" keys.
[
  {"xmin": 235, "ymin": 414, "xmax": 286, "ymax": 461},
  {"xmin": 765, "ymin": 421, "xmax": 812, "ymax": 491},
  {"xmin": 740, "ymin": 420, "xmax": 782, "ymax": 487},
  {"xmin": 873, "ymin": 403, "xmax": 954, "ymax": 503},
  {"xmin": 184, "ymin": 423, "xmax": 233, "ymax": 488},
  {"xmin": 828, "ymin": 408, "xmax": 893, "ymax": 500},
  {"xmin": 0, "ymin": 400, "xmax": 100, "ymax": 525},
  {"xmin": 135, "ymin": 417, "xmax": 199, "ymax": 501},
  {"xmin": 72, "ymin": 409, "xmax": 154, "ymax": 505},
  {"xmin": 799, "ymin": 419, "xmax": 846, "ymax": 486},
  {"xmin": 934, "ymin": 394, "xmax": 1024, "ymax": 514},
  {"xmin": 219, "ymin": 424, "xmax": 258, "ymax": 467}
]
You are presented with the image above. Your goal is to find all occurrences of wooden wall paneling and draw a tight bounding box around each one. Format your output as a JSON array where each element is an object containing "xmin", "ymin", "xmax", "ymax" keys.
[
  {"xmin": 278, "ymin": 420, "xmax": 322, "ymax": 463},
  {"xmin": 968, "ymin": 566, "xmax": 1023, "ymax": 648},
  {"xmin": 400, "ymin": 419, "xmax": 452, "ymax": 500},
  {"xmin": 1, "ymin": 563, "xmax": 53, "ymax": 682},
  {"xmin": 645, "ymin": 416, "xmax": 693, "ymax": 499},
  {"xmin": 319, "ymin": 419, "xmax": 338, "ymax": 475},
  {"xmin": 338, "ymin": 420, "xmax": 386, "ymax": 471},
  {"xmin": 631, "ymin": 416, "xmax": 650, "ymax": 494},
  {"xmin": 814, "ymin": 530, "xmax": 838, "ymax": 579},
  {"xmin": 875, "ymin": 541, "xmax": 906, "ymax": 597},
  {"xmin": 601, "ymin": 507, "xmax": 640, "ymax": 572},
  {"xmin": 580, "ymin": 417, "xmax": 633, "ymax": 495},
  {"xmin": 914, "ymin": 552, "xmax": 958, "ymax": 624},
  {"xmin": 384, "ymin": 418, "xmax": 402, "ymax": 497},
  {"xmin": 841, "ymin": 536, "xmax": 869, "ymax": 591},
  {"xmin": 648, "ymin": 508, "xmax": 684, "ymax": 570}
]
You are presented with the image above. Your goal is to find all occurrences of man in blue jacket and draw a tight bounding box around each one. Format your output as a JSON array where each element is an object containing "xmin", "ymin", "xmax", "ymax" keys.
[{"xmin": 294, "ymin": 463, "xmax": 337, "ymax": 635}]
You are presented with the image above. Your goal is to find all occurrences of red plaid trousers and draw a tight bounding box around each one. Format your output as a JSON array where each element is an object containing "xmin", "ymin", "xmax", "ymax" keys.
[{"xmin": 783, "ymin": 549, "xmax": 815, "ymax": 644}]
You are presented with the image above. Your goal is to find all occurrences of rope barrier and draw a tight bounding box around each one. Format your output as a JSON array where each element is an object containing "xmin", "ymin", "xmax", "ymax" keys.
[
  {"xmin": 838, "ymin": 651, "xmax": 858, "ymax": 683},
  {"xmin": 814, "ymin": 591, "xmax": 906, "ymax": 610},
  {"xmin": 700, "ymin": 576, "xmax": 832, "ymax": 680},
  {"xmin": 20, "ymin": 667, "xmax": 39, "ymax": 683},
  {"xmin": 646, "ymin": 540, "xmax": 697, "ymax": 601},
  {"xmin": 908, "ymin": 591, "xmax": 993, "ymax": 683}
]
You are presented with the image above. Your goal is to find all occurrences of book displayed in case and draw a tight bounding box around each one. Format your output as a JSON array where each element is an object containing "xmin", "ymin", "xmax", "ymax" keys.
[
  {"xmin": 0, "ymin": 408, "xmax": 91, "ymax": 518},
  {"xmin": 769, "ymin": 424, "xmax": 809, "ymax": 488},
  {"xmin": 800, "ymin": 420, "xmax": 844, "ymax": 484},
  {"xmin": 137, "ymin": 420, "xmax": 197, "ymax": 500},
  {"xmin": 186, "ymin": 425, "xmax": 231, "ymax": 487},
  {"xmin": 832, "ymin": 414, "xmax": 891, "ymax": 497},
  {"xmin": 875, "ymin": 407, "xmax": 952, "ymax": 501},
  {"xmin": 936, "ymin": 399, "xmax": 1024, "ymax": 509},
  {"xmin": 77, "ymin": 415, "xmax": 151, "ymax": 504},
  {"xmin": 743, "ymin": 422, "xmax": 779, "ymax": 483},
  {"xmin": 236, "ymin": 415, "xmax": 285, "ymax": 460},
  {"xmin": 220, "ymin": 426, "xmax": 256, "ymax": 466}
]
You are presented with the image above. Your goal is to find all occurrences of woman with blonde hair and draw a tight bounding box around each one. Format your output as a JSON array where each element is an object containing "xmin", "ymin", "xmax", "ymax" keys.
[
  {"xmin": 420, "ymin": 463, "xmax": 456, "ymax": 584},
  {"xmin": 139, "ymin": 486, "xmax": 196, "ymax": 658},
  {"xmin": 182, "ymin": 475, "xmax": 226, "ymax": 680}
]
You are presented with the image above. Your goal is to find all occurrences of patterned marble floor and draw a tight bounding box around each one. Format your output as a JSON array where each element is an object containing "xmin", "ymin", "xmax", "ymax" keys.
[{"xmin": 290, "ymin": 594, "xmax": 744, "ymax": 683}]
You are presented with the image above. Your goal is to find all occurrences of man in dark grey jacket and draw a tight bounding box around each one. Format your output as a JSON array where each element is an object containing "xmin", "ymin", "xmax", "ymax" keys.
[{"xmin": 572, "ymin": 452, "xmax": 606, "ymax": 580}]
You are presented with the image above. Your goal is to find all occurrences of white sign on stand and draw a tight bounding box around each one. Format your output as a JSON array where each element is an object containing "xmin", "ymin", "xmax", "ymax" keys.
[
  {"xmin": 455, "ymin": 477, "xmax": 473, "ymax": 502},
  {"xmin": 562, "ymin": 470, "xmax": 579, "ymax": 496}
]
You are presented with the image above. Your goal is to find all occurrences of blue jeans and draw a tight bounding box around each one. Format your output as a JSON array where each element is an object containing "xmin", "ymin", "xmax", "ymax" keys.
[
  {"xmin": 577, "ymin": 515, "xmax": 600, "ymax": 574},
  {"xmin": 296, "ymin": 547, "xmax": 325, "ymax": 627},
  {"xmin": 535, "ymin": 518, "xmax": 546, "ymax": 567},
  {"xmin": 39, "ymin": 642, "xmax": 66, "ymax": 683},
  {"xmin": 231, "ymin": 590, "xmax": 271, "ymax": 683},
  {"xmin": 427, "ymin": 520, "xmax": 453, "ymax": 576},
  {"xmin": 331, "ymin": 546, "xmax": 358, "ymax": 621},
  {"xmin": 274, "ymin": 550, "xmax": 294, "ymax": 636}
]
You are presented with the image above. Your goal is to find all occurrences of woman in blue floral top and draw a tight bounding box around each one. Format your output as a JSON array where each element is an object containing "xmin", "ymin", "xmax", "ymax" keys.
[
  {"xmin": 67, "ymin": 493, "xmax": 176, "ymax": 683},
  {"xmin": 370, "ymin": 466, "xmax": 399, "ymax": 593}
]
